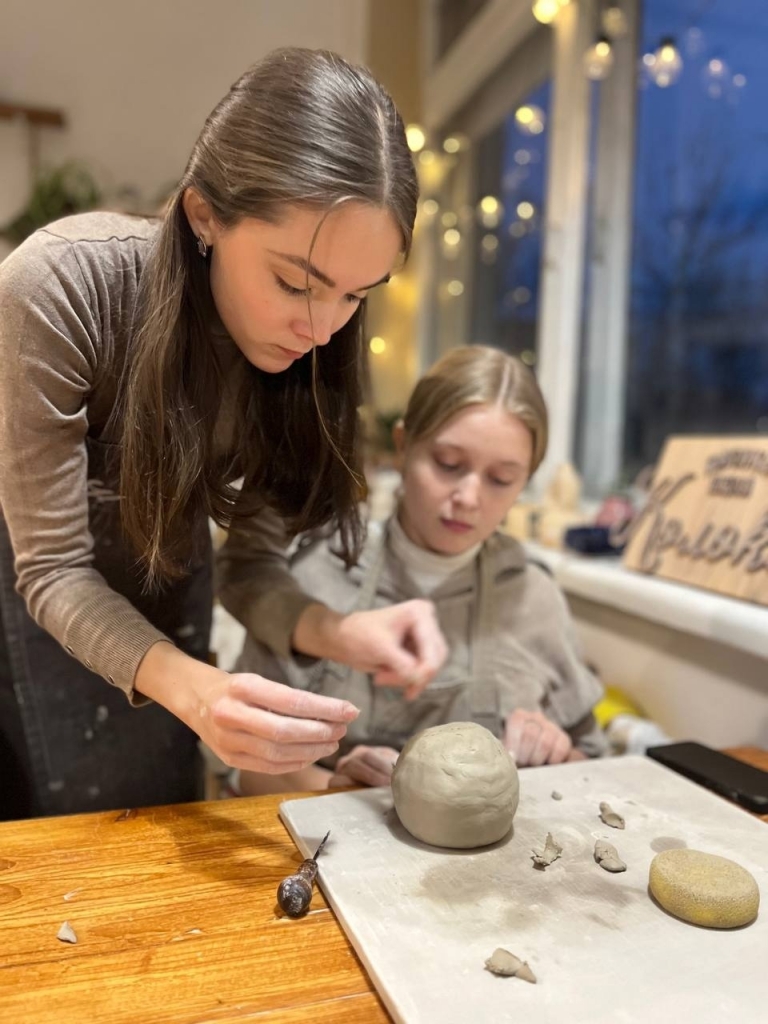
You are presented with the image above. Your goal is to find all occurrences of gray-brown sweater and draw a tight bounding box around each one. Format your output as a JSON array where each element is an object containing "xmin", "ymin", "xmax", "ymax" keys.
[{"xmin": 0, "ymin": 213, "xmax": 314, "ymax": 702}]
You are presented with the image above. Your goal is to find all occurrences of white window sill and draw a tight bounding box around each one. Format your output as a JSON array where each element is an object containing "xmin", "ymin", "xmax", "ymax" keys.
[{"xmin": 524, "ymin": 541, "xmax": 768, "ymax": 662}]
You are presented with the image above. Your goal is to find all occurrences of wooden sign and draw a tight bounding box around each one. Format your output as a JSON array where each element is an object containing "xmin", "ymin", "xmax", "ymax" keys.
[{"xmin": 623, "ymin": 436, "xmax": 768, "ymax": 606}]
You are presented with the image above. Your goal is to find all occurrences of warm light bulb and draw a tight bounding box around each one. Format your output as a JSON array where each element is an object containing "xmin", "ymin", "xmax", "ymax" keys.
[
  {"xmin": 446, "ymin": 280, "xmax": 464, "ymax": 297},
  {"xmin": 443, "ymin": 229, "xmax": 461, "ymax": 247},
  {"xmin": 443, "ymin": 135, "xmax": 467, "ymax": 154},
  {"xmin": 421, "ymin": 199, "xmax": 439, "ymax": 217},
  {"xmin": 584, "ymin": 36, "xmax": 614, "ymax": 81},
  {"xmin": 651, "ymin": 37, "xmax": 683, "ymax": 87},
  {"xmin": 477, "ymin": 195, "xmax": 503, "ymax": 230},
  {"xmin": 405, "ymin": 124, "xmax": 426, "ymax": 152},
  {"xmin": 369, "ymin": 337, "xmax": 386, "ymax": 355},
  {"xmin": 532, "ymin": 0, "xmax": 560, "ymax": 24},
  {"xmin": 517, "ymin": 202, "xmax": 535, "ymax": 220},
  {"xmin": 515, "ymin": 105, "xmax": 546, "ymax": 136}
]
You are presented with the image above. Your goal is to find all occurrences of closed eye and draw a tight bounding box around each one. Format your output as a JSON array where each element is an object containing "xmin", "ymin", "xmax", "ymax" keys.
[
  {"xmin": 275, "ymin": 275, "xmax": 364, "ymax": 304},
  {"xmin": 275, "ymin": 275, "xmax": 308, "ymax": 297}
]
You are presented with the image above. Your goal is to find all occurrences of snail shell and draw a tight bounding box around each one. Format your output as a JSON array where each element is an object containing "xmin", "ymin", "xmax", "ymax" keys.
[{"xmin": 277, "ymin": 873, "xmax": 314, "ymax": 917}]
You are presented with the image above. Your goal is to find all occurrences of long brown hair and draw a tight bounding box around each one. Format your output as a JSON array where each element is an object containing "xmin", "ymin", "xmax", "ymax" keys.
[
  {"xmin": 119, "ymin": 48, "xmax": 418, "ymax": 586},
  {"xmin": 402, "ymin": 346, "xmax": 548, "ymax": 476}
]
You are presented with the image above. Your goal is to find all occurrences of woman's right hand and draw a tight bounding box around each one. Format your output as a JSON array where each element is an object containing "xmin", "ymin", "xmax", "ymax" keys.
[{"xmin": 135, "ymin": 641, "xmax": 359, "ymax": 774}]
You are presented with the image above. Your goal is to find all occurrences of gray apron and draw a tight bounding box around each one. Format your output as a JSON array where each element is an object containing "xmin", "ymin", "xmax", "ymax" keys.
[
  {"xmin": 0, "ymin": 437, "xmax": 212, "ymax": 819},
  {"xmin": 304, "ymin": 531, "xmax": 501, "ymax": 765}
]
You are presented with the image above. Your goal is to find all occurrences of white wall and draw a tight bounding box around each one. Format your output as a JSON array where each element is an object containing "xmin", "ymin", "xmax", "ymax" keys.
[
  {"xmin": 0, "ymin": 0, "xmax": 368, "ymax": 231},
  {"xmin": 570, "ymin": 597, "xmax": 768, "ymax": 749}
]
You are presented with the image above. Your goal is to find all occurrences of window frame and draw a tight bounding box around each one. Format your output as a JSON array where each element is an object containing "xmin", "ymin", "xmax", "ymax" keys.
[{"xmin": 421, "ymin": 0, "xmax": 639, "ymax": 495}]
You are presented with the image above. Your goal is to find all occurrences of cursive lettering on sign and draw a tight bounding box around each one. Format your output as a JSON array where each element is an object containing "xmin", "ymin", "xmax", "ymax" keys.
[{"xmin": 629, "ymin": 474, "xmax": 768, "ymax": 575}]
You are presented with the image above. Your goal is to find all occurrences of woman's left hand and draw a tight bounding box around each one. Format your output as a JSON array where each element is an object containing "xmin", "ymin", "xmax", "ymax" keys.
[
  {"xmin": 503, "ymin": 709, "xmax": 576, "ymax": 767},
  {"xmin": 328, "ymin": 744, "xmax": 400, "ymax": 788}
]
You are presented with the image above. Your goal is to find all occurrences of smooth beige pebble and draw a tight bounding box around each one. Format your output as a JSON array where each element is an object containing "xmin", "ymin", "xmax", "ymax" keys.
[{"xmin": 649, "ymin": 849, "xmax": 760, "ymax": 929}]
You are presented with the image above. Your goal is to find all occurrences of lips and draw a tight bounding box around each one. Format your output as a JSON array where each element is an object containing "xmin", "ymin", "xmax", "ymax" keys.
[
  {"xmin": 440, "ymin": 518, "xmax": 474, "ymax": 534},
  {"xmin": 276, "ymin": 345, "xmax": 310, "ymax": 360}
]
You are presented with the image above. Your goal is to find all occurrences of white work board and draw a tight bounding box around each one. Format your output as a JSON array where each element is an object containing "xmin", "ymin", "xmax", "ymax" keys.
[{"xmin": 279, "ymin": 755, "xmax": 767, "ymax": 1024}]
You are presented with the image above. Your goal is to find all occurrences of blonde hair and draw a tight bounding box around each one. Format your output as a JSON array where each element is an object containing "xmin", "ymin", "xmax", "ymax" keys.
[{"xmin": 402, "ymin": 346, "xmax": 548, "ymax": 475}]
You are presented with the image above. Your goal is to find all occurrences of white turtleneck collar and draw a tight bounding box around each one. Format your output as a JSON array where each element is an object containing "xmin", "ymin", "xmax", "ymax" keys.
[{"xmin": 388, "ymin": 513, "xmax": 482, "ymax": 594}]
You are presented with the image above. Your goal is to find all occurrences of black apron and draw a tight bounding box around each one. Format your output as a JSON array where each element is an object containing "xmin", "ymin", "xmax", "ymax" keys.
[{"xmin": 0, "ymin": 437, "xmax": 212, "ymax": 819}]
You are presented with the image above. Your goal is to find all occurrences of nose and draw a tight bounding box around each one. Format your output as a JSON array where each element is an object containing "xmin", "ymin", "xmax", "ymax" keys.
[
  {"xmin": 292, "ymin": 304, "xmax": 335, "ymax": 347},
  {"xmin": 453, "ymin": 473, "xmax": 481, "ymax": 510}
]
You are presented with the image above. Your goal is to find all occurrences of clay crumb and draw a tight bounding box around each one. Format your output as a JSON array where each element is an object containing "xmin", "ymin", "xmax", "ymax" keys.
[
  {"xmin": 551, "ymin": 790, "xmax": 563, "ymax": 800},
  {"xmin": 531, "ymin": 832, "xmax": 563, "ymax": 869},
  {"xmin": 57, "ymin": 921, "xmax": 78, "ymax": 944},
  {"xmin": 62, "ymin": 889, "xmax": 81, "ymax": 902},
  {"xmin": 599, "ymin": 802, "xmax": 625, "ymax": 829},
  {"xmin": 485, "ymin": 948, "xmax": 537, "ymax": 983},
  {"xmin": 594, "ymin": 839, "xmax": 627, "ymax": 873}
]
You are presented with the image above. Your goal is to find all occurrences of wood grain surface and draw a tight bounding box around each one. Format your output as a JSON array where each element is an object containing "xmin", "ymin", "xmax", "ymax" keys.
[
  {"xmin": 0, "ymin": 748, "xmax": 764, "ymax": 1022},
  {"xmin": 0, "ymin": 792, "xmax": 389, "ymax": 1023}
]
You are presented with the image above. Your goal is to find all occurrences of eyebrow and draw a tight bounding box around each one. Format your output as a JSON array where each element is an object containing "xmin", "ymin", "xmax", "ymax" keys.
[
  {"xmin": 434, "ymin": 442, "xmax": 525, "ymax": 470},
  {"xmin": 268, "ymin": 250, "xmax": 391, "ymax": 292}
]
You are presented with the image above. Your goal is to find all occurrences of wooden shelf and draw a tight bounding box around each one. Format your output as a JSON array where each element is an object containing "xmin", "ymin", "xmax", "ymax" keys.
[{"xmin": 0, "ymin": 102, "xmax": 65, "ymax": 128}]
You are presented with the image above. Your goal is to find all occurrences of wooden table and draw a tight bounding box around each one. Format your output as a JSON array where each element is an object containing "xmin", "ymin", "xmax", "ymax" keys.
[{"xmin": 1, "ymin": 748, "xmax": 765, "ymax": 1023}]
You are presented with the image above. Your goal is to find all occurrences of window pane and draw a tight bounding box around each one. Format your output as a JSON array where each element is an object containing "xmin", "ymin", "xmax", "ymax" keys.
[
  {"xmin": 469, "ymin": 81, "xmax": 551, "ymax": 362},
  {"xmin": 625, "ymin": 0, "xmax": 768, "ymax": 477}
]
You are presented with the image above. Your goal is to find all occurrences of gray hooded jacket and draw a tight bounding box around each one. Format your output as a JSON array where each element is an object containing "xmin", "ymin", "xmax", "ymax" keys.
[{"xmin": 219, "ymin": 515, "xmax": 607, "ymax": 763}]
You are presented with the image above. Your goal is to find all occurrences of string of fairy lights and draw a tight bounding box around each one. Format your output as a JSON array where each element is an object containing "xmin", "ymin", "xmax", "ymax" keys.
[{"xmin": 367, "ymin": 1, "xmax": 746, "ymax": 358}]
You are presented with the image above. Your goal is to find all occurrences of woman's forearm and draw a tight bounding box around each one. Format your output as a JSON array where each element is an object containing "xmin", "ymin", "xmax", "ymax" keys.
[
  {"xmin": 291, "ymin": 602, "xmax": 346, "ymax": 660},
  {"xmin": 134, "ymin": 640, "xmax": 224, "ymax": 729}
]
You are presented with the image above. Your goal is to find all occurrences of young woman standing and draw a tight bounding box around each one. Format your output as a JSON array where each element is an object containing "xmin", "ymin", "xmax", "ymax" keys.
[{"xmin": 0, "ymin": 48, "xmax": 445, "ymax": 818}]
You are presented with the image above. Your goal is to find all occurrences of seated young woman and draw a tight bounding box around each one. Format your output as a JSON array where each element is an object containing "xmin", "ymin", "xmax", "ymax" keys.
[{"xmin": 218, "ymin": 345, "xmax": 607, "ymax": 795}]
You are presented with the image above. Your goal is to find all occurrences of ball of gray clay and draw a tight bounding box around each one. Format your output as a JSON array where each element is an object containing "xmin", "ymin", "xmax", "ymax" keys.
[{"xmin": 392, "ymin": 722, "xmax": 519, "ymax": 849}]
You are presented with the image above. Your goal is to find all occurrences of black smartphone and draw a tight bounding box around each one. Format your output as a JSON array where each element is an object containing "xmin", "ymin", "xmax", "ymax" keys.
[{"xmin": 646, "ymin": 742, "xmax": 768, "ymax": 814}]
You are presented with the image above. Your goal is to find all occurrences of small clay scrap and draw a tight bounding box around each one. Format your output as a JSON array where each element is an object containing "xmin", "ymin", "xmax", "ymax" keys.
[
  {"xmin": 484, "ymin": 948, "xmax": 537, "ymax": 983},
  {"xmin": 599, "ymin": 801, "xmax": 625, "ymax": 829},
  {"xmin": 531, "ymin": 832, "xmax": 563, "ymax": 869},
  {"xmin": 594, "ymin": 839, "xmax": 627, "ymax": 873},
  {"xmin": 56, "ymin": 921, "xmax": 78, "ymax": 944},
  {"xmin": 551, "ymin": 790, "xmax": 563, "ymax": 801}
]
